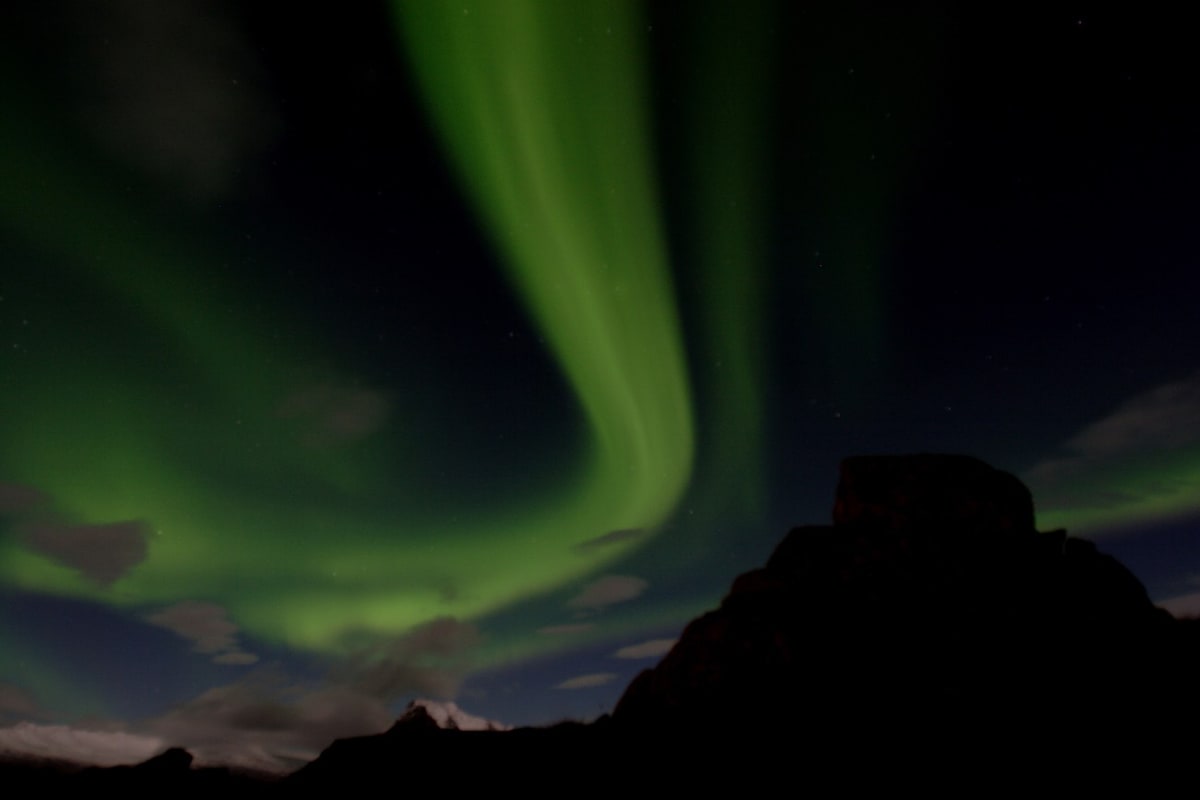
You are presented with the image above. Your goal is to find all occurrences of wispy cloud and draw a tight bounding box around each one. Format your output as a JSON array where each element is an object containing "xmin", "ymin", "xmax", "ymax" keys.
[
  {"xmin": 1023, "ymin": 372, "xmax": 1200, "ymax": 532},
  {"xmin": 145, "ymin": 601, "xmax": 258, "ymax": 666},
  {"xmin": 71, "ymin": 0, "xmax": 277, "ymax": 200},
  {"xmin": 613, "ymin": 638, "xmax": 676, "ymax": 660},
  {"xmin": 0, "ymin": 684, "xmax": 384, "ymax": 773},
  {"xmin": 573, "ymin": 528, "xmax": 643, "ymax": 553},
  {"xmin": 0, "ymin": 722, "xmax": 163, "ymax": 767},
  {"xmin": 147, "ymin": 679, "xmax": 393, "ymax": 772},
  {"xmin": 0, "ymin": 632, "xmax": 494, "ymax": 775},
  {"xmin": 149, "ymin": 618, "xmax": 486, "ymax": 772},
  {"xmin": 555, "ymin": 673, "xmax": 618, "ymax": 690},
  {"xmin": 339, "ymin": 616, "xmax": 481, "ymax": 702},
  {"xmin": 279, "ymin": 381, "xmax": 390, "ymax": 447},
  {"xmin": 567, "ymin": 576, "xmax": 647, "ymax": 610}
]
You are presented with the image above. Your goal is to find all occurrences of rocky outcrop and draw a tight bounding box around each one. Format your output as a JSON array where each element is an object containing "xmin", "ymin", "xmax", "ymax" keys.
[{"xmin": 613, "ymin": 454, "xmax": 1183, "ymax": 753}]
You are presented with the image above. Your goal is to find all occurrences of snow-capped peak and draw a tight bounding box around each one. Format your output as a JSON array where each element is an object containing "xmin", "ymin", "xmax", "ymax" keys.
[{"xmin": 405, "ymin": 700, "xmax": 511, "ymax": 732}]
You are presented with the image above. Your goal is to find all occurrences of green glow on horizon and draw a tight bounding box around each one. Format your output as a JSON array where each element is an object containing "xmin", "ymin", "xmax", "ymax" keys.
[{"xmin": 1028, "ymin": 452, "xmax": 1200, "ymax": 537}]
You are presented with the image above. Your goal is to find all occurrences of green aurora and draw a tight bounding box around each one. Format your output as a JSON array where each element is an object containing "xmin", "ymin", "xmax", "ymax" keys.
[
  {"xmin": 2, "ymin": 0, "xmax": 1200, "ymax": 731},
  {"xmin": 0, "ymin": 1, "xmax": 709, "ymax": 662}
]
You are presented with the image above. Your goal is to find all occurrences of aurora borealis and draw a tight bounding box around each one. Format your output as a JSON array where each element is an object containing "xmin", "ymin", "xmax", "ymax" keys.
[{"xmin": 3, "ymin": 0, "xmax": 1200, "ymax": 768}]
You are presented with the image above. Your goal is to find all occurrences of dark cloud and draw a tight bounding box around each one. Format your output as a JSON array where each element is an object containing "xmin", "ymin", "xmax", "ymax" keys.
[
  {"xmin": 279, "ymin": 382, "xmax": 391, "ymax": 447},
  {"xmin": 21, "ymin": 520, "xmax": 148, "ymax": 587},
  {"xmin": 340, "ymin": 617, "xmax": 481, "ymax": 702},
  {"xmin": 70, "ymin": 0, "xmax": 277, "ymax": 200},
  {"xmin": 567, "ymin": 576, "xmax": 647, "ymax": 610},
  {"xmin": 0, "ymin": 483, "xmax": 49, "ymax": 515},
  {"xmin": 145, "ymin": 601, "xmax": 258, "ymax": 665},
  {"xmin": 5, "ymin": 482, "xmax": 148, "ymax": 587},
  {"xmin": 573, "ymin": 528, "xmax": 643, "ymax": 553}
]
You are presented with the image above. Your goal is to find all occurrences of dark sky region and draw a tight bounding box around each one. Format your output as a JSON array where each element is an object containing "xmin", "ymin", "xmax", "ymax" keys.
[{"xmin": 2, "ymin": 0, "xmax": 1199, "ymax": 770}]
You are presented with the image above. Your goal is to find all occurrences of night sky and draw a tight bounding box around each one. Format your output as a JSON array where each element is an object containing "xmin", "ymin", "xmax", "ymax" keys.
[{"xmin": 2, "ymin": 0, "xmax": 1199, "ymax": 770}]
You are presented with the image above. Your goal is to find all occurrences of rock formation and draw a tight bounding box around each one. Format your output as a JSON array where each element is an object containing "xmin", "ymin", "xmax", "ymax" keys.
[{"xmin": 612, "ymin": 454, "xmax": 1194, "ymax": 771}]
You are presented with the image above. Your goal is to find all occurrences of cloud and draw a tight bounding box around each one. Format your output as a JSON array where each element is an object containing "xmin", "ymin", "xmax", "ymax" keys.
[
  {"xmin": 213, "ymin": 651, "xmax": 261, "ymax": 666},
  {"xmin": 568, "ymin": 575, "xmax": 647, "ymax": 610},
  {"xmin": 0, "ymin": 662, "xmax": 512, "ymax": 772},
  {"xmin": 613, "ymin": 638, "xmax": 676, "ymax": 660},
  {"xmin": 279, "ymin": 382, "xmax": 391, "ymax": 446},
  {"xmin": 1159, "ymin": 591, "xmax": 1200, "ymax": 618},
  {"xmin": 0, "ymin": 678, "xmax": 390, "ymax": 773},
  {"xmin": 145, "ymin": 601, "xmax": 258, "ymax": 666},
  {"xmin": 340, "ymin": 617, "xmax": 481, "ymax": 702},
  {"xmin": 0, "ymin": 721, "xmax": 163, "ymax": 767},
  {"xmin": 1023, "ymin": 372, "xmax": 1200, "ymax": 529},
  {"xmin": 142, "ymin": 616, "xmax": 481, "ymax": 770},
  {"xmin": 147, "ymin": 681, "xmax": 508, "ymax": 772},
  {"xmin": 3, "ymin": 484, "xmax": 148, "ymax": 588},
  {"xmin": 1028, "ymin": 374, "xmax": 1200, "ymax": 480},
  {"xmin": 147, "ymin": 680, "xmax": 393, "ymax": 772},
  {"xmin": 573, "ymin": 528, "xmax": 643, "ymax": 553},
  {"xmin": 70, "ymin": 0, "xmax": 277, "ymax": 200},
  {"xmin": 537, "ymin": 623, "xmax": 595, "ymax": 636},
  {"xmin": 0, "ymin": 684, "xmax": 45, "ymax": 724},
  {"xmin": 0, "ymin": 483, "xmax": 48, "ymax": 515},
  {"xmin": 1063, "ymin": 376, "xmax": 1200, "ymax": 456},
  {"xmin": 21, "ymin": 520, "xmax": 149, "ymax": 587},
  {"xmin": 555, "ymin": 673, "xmax": 618, "ymax": 690}
]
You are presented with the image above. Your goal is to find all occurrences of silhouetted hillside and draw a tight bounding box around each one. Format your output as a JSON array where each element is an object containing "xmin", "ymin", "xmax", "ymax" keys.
[{"xmin": 615, "ymin": 453, "xmax": 1180, "ymax": 738}]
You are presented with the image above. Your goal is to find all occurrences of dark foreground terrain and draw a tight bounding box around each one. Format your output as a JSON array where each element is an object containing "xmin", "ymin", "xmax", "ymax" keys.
[{"xmin": 8, "ymin": 455, "xmax": 1198, "ymax": 790}]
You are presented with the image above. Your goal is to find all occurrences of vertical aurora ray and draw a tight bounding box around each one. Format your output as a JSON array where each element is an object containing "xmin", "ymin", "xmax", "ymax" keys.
[
  {"xmin": 781, "ymin": 8, "xmax": 949, "ymax": 406},
  {"xmin": 674, "ymin": 0, "xmax": 776, "ymax": 521},
  {"xmin": 392, "ymin": 2, "xmax": 695, "ymax": 529}
]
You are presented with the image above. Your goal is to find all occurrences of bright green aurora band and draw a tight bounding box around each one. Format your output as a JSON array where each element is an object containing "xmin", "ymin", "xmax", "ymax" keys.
[
  {"xmin": 0, "ymin": 0, "xmax": 695, "ymax": 665},
  {"xmin": 392, "ymin": 1, "xmax": 695, "ymax": 540}
]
